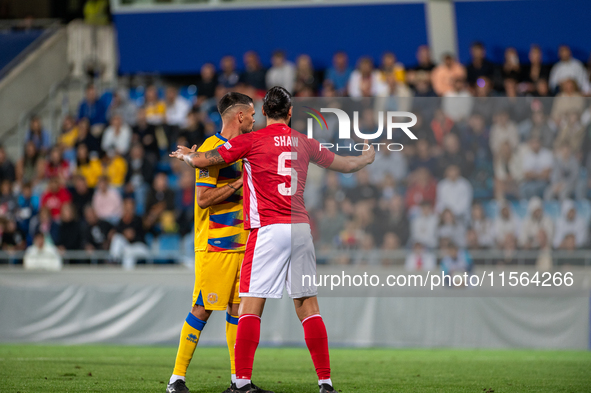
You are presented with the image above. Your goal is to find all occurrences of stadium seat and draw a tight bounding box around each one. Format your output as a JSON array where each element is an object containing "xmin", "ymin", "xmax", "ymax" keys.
[
  {"xmin": 159, "ymin": 234, "xmax": 181, "ymax": 250},
  {"xmin": 99, "ymin": 91, "xmax": 113, "ymax": 109},
  {"xmin": 484, "ymin": 200, "xmax": 498, "ymax": 219},
  {"xmin": 512, "ymin": 200, "xmax": 529, "ymax": 219},
  {"xmin": 129, "ymin": 86, "xmax": 145, "ymax": 106},
  {"xmin": 576, "ymin": 200, "xmax": 591, "ymax": 223},
  {"xmin": 153, "ymin": 234, "xmax": 181, "ymax": 263},
  {"xmin": 179, "ymin": 85, "xmax": 197, "ymax": 102},
  {"xmin": 155, "ymin": 161, "xmax": 172, "ymax": 174},
  {"xmin": 544, "ymin": 201, "xmax": 560, "ymax": 220},
  {"xmin": 208, "ymin": 111, "xmax": 223, "ymax": 130},
  {"xmin": 168, "ymin": 173, "xmax": 180, "ymax": 190},
  {"xmin": 181, "ymin": 232, "xmax": 195, "ymax": 268},
  {"xmin": 473, "ymin": 188, "xmax": 491, "ymax": 200},
  {"xmin": 145, "ymin": 233, "xmax": 154, "ymax": 248}
]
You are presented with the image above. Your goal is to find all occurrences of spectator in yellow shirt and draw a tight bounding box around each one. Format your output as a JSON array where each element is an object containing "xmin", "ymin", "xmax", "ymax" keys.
[
  {"xmin": 75, "ymin": 143, "xmax": 102, "ymax": 188},
  {"xmin": 58, "ymin": 115, "xmax": 78, "ymax": 162},
  {"xmin": 84, "ymin": 0, "xmax": 109, "ymax": 26},
  {"xmin": 379, "ymin": 52, "xmax": 406, "ymax": 84},
  {"xmin": 59, "ymin": 115, "xmax": 78, "ymax": 149},
  {"xmin": 100, "ymin": 150, "xmax": 128, "ymax": 188},
  {"xmin": 144, "ymin": 85, "xmax": 166, "ymax": 125}
]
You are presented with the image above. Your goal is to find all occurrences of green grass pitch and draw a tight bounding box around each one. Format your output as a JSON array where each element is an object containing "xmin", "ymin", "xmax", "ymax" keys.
[{"xmin": 1, "ymin": 345, "xmax": 590, "ymax": 392}]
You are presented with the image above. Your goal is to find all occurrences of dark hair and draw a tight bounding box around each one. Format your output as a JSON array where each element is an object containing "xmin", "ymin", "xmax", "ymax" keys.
[
  {"xmin": 123, "ymin": 197, "xmax": 136, "ymax": 205},
  {"xmin": 263, "ymin": 86, "xmax": 291, "ymax": 120},
  {"xmin": 217, "ymin": 92, "xmax": 253, "ymax": 116},
  {"xmin": 471, "ymin": 41, "xmax": 484, "ymax": 49},
  {"xmin": 272, "ymin": 50, "xmax": 285, "ymax": 58}
]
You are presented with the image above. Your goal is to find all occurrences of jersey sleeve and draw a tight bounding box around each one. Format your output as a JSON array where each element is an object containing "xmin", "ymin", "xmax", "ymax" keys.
[
  {"xmin": 196, "ymin": 142, "xmax": 219, "ymax": 188},
  {"xmin": 307, "ymin": 137, "xmax": 335, "ymax": 168},
  {"xmin": 195, "ymin": 166, "xmax": 219, "ymax": 188},
  {"xmin": 217, "ymin": 133, "xmax": 253, "ymax": 164}
]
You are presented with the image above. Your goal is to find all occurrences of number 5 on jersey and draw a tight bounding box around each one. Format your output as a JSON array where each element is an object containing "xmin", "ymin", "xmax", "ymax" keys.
[{"xmin": 277, "ymin": 152, "xmax": 298, "ymax": 196}]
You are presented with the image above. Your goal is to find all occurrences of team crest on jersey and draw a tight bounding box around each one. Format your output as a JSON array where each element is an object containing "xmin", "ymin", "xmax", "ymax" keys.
[
  {"xmin": 198, "ymin": 168, "xmax": 209, "ymax": 179},
  {"xmin": 207, "ymin": 293, "xmax": 218, "ymax": 304},
  {"xmin": 223, "ymin": 141, "xmax": 232, "ymax": 150}
]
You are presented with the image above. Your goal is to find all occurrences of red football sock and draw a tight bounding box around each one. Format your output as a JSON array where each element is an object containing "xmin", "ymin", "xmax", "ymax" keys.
[
  {"xmin": 302, "ymin": 314, "xmax": 331, "ymax": 380},
  {"xmin": 235, "ymin": 314, "xmax": 261, "ymax": 381}
]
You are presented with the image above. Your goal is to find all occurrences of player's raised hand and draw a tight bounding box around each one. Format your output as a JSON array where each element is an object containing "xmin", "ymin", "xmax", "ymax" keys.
[
  {"xmin": 362, "ymin": 139, "xmax": 375, "ymax": 165},
  {"xmin": 169, "ymin": 145, "xmax": 193, "ymax": 161}
]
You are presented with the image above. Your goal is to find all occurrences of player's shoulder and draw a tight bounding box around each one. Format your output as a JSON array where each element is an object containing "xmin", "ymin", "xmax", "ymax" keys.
[
  {"xmin": 198, "ymin": 133, "xmax": 226, "ymax": 152},
  {"xmin": 287, "ymin": 127, "xmax": 317, "ymax": 149},
  {"xmin": 222, "ymin": 130, "xmax": 255, "ymax": 149}
]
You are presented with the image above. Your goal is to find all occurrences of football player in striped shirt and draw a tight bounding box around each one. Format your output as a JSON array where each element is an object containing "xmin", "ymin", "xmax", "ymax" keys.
[{"xmin": 167, "ymin": 92, "xmax": 268, "ymax": 393}]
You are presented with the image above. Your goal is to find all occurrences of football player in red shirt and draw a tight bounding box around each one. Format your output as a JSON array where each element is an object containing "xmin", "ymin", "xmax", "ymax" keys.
[{"xmin": 171, "ymin": 86, "xmax": 375, "ymax": 393}]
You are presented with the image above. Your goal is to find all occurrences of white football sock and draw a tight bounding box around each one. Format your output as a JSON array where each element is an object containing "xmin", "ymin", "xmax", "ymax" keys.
[
  {"xmin": 236, "ymin": 378, "xmax": 251, "ymax": 389},
  {"xmin": 231, "ymin": 374, "xmax": 237, "ymax": 384},
  {"xmin": 319, "ymin": 378, "xmax": 333, "ymax": 386},
  {"xmin": 169, "ymin": 374, "xmax": 185, "ymax": 384}
]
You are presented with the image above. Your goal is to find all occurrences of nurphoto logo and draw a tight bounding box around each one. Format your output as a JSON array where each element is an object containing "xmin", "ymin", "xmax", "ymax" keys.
[{"xmin": 305, "ymin": 107, "xmax": 418, "ymax": 151}]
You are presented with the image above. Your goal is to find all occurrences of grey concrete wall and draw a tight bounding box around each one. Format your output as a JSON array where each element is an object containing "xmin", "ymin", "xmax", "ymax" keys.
[{"xmin": 0, "ymin": 28, "xmax": 69, "ymax": 160}]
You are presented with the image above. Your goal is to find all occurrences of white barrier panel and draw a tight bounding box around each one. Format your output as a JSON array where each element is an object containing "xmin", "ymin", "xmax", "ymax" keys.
[{"xmin": 0, "ymin": 268, "xmax": 588, "ymax": 349}]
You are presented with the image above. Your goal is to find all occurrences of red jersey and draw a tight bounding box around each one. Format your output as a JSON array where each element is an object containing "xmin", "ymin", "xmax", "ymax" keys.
[
  {"xmin": 217, "ymin": 123, "xmax": 335, "ymax": 229},
  {"xmin": 45, "ymin": 160, "xmax": 70, "ymax": 180},
  {"xmin": 41, "ymin": 187, "xmax": 72, "ymax": 219}
]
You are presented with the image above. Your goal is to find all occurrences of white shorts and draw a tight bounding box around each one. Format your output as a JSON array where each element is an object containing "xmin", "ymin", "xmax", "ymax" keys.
[{"xmin": 239, "ymin": 223, "xmax": 317, "ymax": 299}]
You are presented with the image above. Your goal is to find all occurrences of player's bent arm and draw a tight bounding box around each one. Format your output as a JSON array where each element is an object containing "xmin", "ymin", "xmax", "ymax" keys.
[
  {"xmin": 196, "ymin": 178, "xmax": 243, "ymax": 209},
  {"xmin": 169, "ymin": 146, "xmax": 226, "ymax": 168},
  {"xmin": 327, "ymin": 141, "xmax": 375, "ymax": 173}
]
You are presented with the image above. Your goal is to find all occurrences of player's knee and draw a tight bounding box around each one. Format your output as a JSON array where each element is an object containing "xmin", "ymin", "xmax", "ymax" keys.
[
  {"xmin": 191, "ymin": 305, "xmax": 212, "ymax": 321},
  {"xmin": 228, "ymin": 303, "xmax": 240, "ymax": 316},
  {"xmin": 293, "ymin": 296, "xmax": 320, "ymax": 321}
]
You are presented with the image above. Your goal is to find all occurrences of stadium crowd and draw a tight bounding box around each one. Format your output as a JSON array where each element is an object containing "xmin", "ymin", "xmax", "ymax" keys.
[{"xmin": 1, "ymin": 42, "xmax": 591, "ymax": 269}]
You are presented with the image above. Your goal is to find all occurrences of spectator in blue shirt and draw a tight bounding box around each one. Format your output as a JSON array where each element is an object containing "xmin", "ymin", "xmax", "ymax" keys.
[
  {"xmin": 440, "ymin": 242, "xmax": 473, "ymax": 278},
  {"xmin": 25, "ymin": 116, "xmax": 52, "ymax": 153},
  {"xmin": 325, "ymin": 51, "xmax": 352, "ymax": 94},
  {"xmin": 78, "ymin": 84, "xmax": 107, "ymax": 126},
  {"xmin": 17, "ymin": 182, "xmax": 38, "ymax": 244}
]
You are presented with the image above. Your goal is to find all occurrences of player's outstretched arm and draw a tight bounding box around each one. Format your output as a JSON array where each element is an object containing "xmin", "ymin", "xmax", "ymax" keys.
[
  {"xmin": 327, "ymin": 140, "xmax": 375, "ymax": 173},
  {"xmin": 169, "ymin": 145, "xmax": 226, "ymax": 168}
]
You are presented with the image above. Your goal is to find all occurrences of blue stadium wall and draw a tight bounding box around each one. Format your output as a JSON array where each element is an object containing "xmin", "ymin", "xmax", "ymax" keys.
[
  {"xmin": 456, "ymin": 0, "xmax": 591, "ymax": 64},
  {"xmin": 112, "ymin": 3, "xmax": 428, "ymax": 75},
  {"xmin": 113, "ymin": 0, "xmax": 591, "ymax": 75},
  {"xmin": 0, "ymin": 30, "xmax": 44, "ymax": 72}
]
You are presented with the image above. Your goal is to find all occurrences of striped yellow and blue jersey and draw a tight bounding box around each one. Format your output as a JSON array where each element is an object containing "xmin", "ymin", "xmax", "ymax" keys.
[{"xmin": 194, "ymin": 133, "xmax": 247, "ymax": 253}]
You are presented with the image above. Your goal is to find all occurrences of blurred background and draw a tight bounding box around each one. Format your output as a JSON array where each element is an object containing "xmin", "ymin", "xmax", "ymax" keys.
[{"xmin": 0, "ymin": 0, "xmax": 590, "ymax": 349}]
